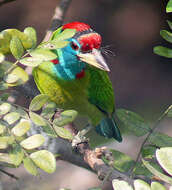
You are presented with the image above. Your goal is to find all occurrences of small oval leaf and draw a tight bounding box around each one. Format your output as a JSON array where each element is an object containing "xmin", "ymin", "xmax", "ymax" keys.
[
  {"xmin": 3, "ymin": 112, "xmax": 20, "ymax": 124},
  {"xmin": 30, "ymin": 150, "xmax": 56, "ymax": 173},
  {"xmin": 20, "ymin": 134, "xmax": 45, "ymax": 150},
  {"xmin": 4, "ymin": 73, "xmax": 19, "ymax": 84},
  {"xmin": 9, "ymin": 144, "xmax": 24, "ymax": 166},
  {"xmin": 30, "ymin": 49, "xmax": 57, "ymax": 61},
  {"xmin": 112, "ymin": 179, "xmax": 133, "ymax": 190},
  {"xmin": 12, "ymin": 119, "xmax": 31, "ymax": 137},
  {"xmin": 29, "ymin": 112, "xmax": 46, "ymax": 126},
  {"xmin": 19, "ymin": 57, "xmax": 42, "ymax": 67},
  {"xmin": 0, "ymin": 102, "xmax": 11, "ymax": 115},
  {"xmin": 23, "ymin": 157, "xmax": 38, "ymax": 176},
  {"xmin": 54, "ymin": 125, "xmax": 73, "ymax": 140},
  {"xmin": 167, "ymin": 0, "xmax": 172, "ymax": 13},
  {"xmin": 10, "ymin": 36, "xmax": 24, "ymax": 59},
  {"xmin": 151, "ymin": 182, "xmax": 166, "ymax": 190},
  {"xmin": 153, "ymin": 46, "xmax": 172, "ymax": 58},
  {"xmin": 29, "ymin": 94, "xmax": 49, "ymax": 111},
  {"xmin": 24, "ymin": 27, "xmax": 37, "ymax": 48},
  {"xmin": 0, "ymin": 153, "xmax": 13, "ymax": 164},
  {"xmin": 134, "ymin": 179, "xmax": 150, "ymax": 190},
  {"xmin": 156, "ymin": 147, "xmax": 172, "ymax": 176}
]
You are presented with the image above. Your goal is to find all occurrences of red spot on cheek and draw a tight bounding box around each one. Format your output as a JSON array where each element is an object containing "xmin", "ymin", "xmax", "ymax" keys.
[
  {"xmin": 76, "ymin": 69, "xmax": 85, "ymax": 79},
  {"xmin": 51, "ymin": 59, "xmax": 59, "ymax": 64}
]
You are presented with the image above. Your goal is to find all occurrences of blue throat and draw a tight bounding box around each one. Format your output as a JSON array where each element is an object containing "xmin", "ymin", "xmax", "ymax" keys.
[{"xmin": 52, "ymin": 40, "xmax": 86, "ymax": 80}]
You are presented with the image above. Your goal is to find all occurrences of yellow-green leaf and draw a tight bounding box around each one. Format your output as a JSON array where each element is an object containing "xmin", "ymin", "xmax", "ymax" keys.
[
  {"xmin": 0, "ymin": 82, "xmax": 8, "ymax": 90},
  {"xmin": 160, "ymin": 30, "xmax": 172, "ymax": 43},
  {"xmin": 29, "ymin": 112, "xmax": 46, "ymax": 126},
  {"xmin": 0, "ymin": 53, "xmax": 5, "ymax": 63},
  {"xmin": 9, "ymin": 144, "xmax": 24, "ymax": 166},
  {"xmin": 134, "ymin": 179, "xmax": 150, "ymax": 190},
  {"xmin": 30, "ymin": 150, "xmax": 56, "ymax": 173},
  {"xmin": 0, "ymin": 122, "xmax": 6, "ymax": 134},
  {"xmin": 41, "ymin": 101, "xmax": 57, "ymax": 119},
  {"xmin": 4, "ymin": 73, "xmax": 19, "ymax": 84},
  {"xmin": 151, "ymin": 182, "xmax": 166, "ymax": 190},
  {"xmin": 156, "ymin": 147, "xmax": 172, "ymax": 176},
  {"xmin": 112, "ymin": 179, "xmax": 133, "ymax": 190},
  {"xmin": 23, "ymin": 157, "xmax": 38, "ymax": 176},
  {"xmin": 0, "ymin": 136, "xmax": 14, "ymax": 149},
  {"xmin": 0, "ymin": 102, "xmax": 11, "ymax": 115},
  {"xmin": 167, "ymin": 0, "xmax": 172, "ymax": 13},
  {"xmin": 29, "ymin": 94, "xmax": 49, "ymax": 111},
  {"xmin": 0, "ymin": 153, "xmax": 13, "ymax": 164},
  {"xmin": 19, "ymin": 57, "xmax": 42, "ymax": 67},
  {"xmin": 10, "ymin": 36, "xmax": 24, "ymax": 59},
  {"xmin": 12, "ymin": 119, "xmax": 31, "ymax": 137},
  {"xmin": 153, "ymin": 46, "xmax": 172, "ymax": 58},
  {"xmin": 30, "ymin": 49, "xmax": 57, "ymax": 61},
  {"xmin": 54, "ymin": 125, "xmax": 73, "ymax": 140},
  {"xmin": 20, "ymin": 134, "xmax": 45, "ymax": 150},
  {"xmin": 24, "ymin": 27, "xmax": 37, "ymax": 48},
  {"xmin": 3, "ymin": 112, "xmax": 20, "ymax": 124},
  {"xmin": 53, "ymin": 29, "xmax": 76, "ymax": 41}
]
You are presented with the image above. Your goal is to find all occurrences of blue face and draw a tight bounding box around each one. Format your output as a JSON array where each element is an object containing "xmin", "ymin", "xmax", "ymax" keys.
[{"xmin": 53, "ymin": 38, "xmax": 86, "ymax": 80}]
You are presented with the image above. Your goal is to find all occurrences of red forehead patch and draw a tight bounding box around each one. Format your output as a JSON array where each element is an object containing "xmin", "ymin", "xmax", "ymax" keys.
[
  {"xmin": 79, "ymin": 33, "xmax": 102, "ymax": 52},
  {"xmin": 62, "ymin": 22, "xmax": 91, "ymax": 32}
]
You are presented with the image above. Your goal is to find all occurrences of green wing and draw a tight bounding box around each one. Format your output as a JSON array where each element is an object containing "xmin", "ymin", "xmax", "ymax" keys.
[{"xmin": 87, "ymin": 66, "xmax": 115, "ymax": 115}]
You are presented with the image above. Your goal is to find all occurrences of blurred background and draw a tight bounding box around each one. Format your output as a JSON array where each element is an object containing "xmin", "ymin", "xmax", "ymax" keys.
[{"xmin": 0, "ymin": 0, "xmax": 172, "ymax": 189}]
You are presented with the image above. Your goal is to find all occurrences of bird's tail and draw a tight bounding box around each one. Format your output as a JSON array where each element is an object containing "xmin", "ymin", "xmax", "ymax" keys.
[{"xmin": 95, "ymin": 117, "xmax": 122, "ymax": 142}]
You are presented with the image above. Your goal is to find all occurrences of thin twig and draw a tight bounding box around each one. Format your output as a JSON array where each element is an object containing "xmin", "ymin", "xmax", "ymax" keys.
[
  {"xmin": 129, "ymin": 105, "xmax": 172, "ymax": 177},
  {"xmin": 0, "ymin": 167, "xmax": 18, "ymax": 180},
  {"xmin": 0, "ymin": 0, "xmax": 16, "ymax": 7},
  {"xmin": 43, "ymin": 0, "xmax": 72, "ymax": 42}
]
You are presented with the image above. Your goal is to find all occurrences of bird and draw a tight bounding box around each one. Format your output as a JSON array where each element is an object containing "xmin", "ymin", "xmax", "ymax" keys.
[{"xmin": 33, "ymin": 22, "xmax": 122, "ymax": 142}]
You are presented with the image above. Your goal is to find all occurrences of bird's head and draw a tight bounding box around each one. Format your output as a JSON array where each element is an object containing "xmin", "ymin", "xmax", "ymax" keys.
[{"xmin": 51, "ymin": 22, "xmax": 110, "ymax": 80}]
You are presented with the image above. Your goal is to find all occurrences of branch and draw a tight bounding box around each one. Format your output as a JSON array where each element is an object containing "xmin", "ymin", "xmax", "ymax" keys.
[
  {"xmin": 43, "ymin": 0, "xmax": 72, "ymax": 42},
  {"xmin": 0, "ymin": 0, "xmax": 16, "ymax": 7}
]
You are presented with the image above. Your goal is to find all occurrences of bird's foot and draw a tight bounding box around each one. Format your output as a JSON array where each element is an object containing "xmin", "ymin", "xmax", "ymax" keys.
[{"xmin": 72, "ymin": 124, "xmax": 92, "ymax": 147}]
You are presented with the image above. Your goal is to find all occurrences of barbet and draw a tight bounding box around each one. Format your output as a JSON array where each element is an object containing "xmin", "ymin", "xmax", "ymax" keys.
[{"xmin": 33, "ymin": 22, "xmax": 122, "ymax": 142}]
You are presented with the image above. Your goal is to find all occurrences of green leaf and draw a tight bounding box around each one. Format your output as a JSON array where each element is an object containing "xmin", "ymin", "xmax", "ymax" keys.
[
  {"xmin": 160, "ymin": 30, "xmax": 172, "ymax": 43},
  {"xmin": 112, "ymin": 179, "xmax": 133, "ymax": 190},
  {"xmin": 41, "ymin": 122, "xmax": 56, "ymax": 137},
  {"xmin": 29, "ymin": 112, "xmax": 46, "ymax": 126},
  {"xmin": 167, "ymin": 0, "xmax": 172, "ymax": 13},
  {"xmin": 156, "ymin": 147, "xmax": 172, "ymax": 176},
  {"xmin": 53, "ymin": 29, "xmax": 76, "ymax": 41},
  {"xmin": 3, "ymin": 112, "xmax": 20, "ymax": 124},
  {"xmin": 30, "ymin": 49, "xmax": 57, "ymax": 61},
  {"xmin": 0, "ymin": 102, "xmax": 11, "ymax": 115},
  {"xmin": 141, "ymin": 145, "xmax": 156, "ymax": 159},
  {"xmin": 0, "ymin": 81, "xmax": 8, "ymax": 90},
  {"xmin": 53, "ymin": 110, "xmax": 78, "ymax": 127},
  {"xmin": 0, "ymin": 93, "xmax": 10, "ymax": 101},
  {"xmin": 148, "ymin": 132, "xmax": 172, "ymax": 147},
  {"xmin": 134, "ymin": 161, "xmax": 153, "ymax": 177},
  {"xmin": 30, "ymin": 150, "xmax": 56, "ymax": 173},
  {"xmin": 15, "ymin": 107, "xmax": 29, "ymax": 119},
  {"xmin": 4, "ymin": 73, "xmax": 19, "ymax": 84},
  {"xmin": 9, "ymin": 144, "xmax": 24, "ymax": 166},
  {"xmin": 23, "ymin": 157, "xmax": 38, "ymax": 176},
  {"xmin": 134, "ymin": 179, "xmax": 150, "ymax": 190},
  {"xmin": 107, "ymin": 149, "xmax": 134, "ymax": 172},
  {"xmin": 41, "ymin": 101, "xmax": 57, "ymax": 119},
  {"xmin": 0, "ymin": 153, "xmax": 13, "ymax": 164},
  {"xmin": 10, "ymin": 36, "xmax": 24, "ymax": 59},
  {"xmin": 116, "ymin": 109, "xmax": 150, "ymax": 136},
  {"xmin": 29, "ymin": 94, "xmax": 49, "ymax": 111},
  {"xmin": 167, "ymin": 20, "xmax": 172, "ymax": 30},
  {"xmin": 0, "ymin": 122, "xmax": 6, "ymax": 134},
  {"xmin": 19, "ymin": 57, "xmax": 42, "ymax": 67},
  {"xmin": 151, "ymin": 182, "xmax": 166, "ymax": 190},
  {"xmin": 40, "ymin": 40, "xmax": 69, "ymax": 50},
  {"xmin": 24, "ymin": 27, "xmax": 37, "ymax": 48},
  {"xmin": 142, "ymin": 159, "xmax": 172, "ymax": 185},
  {"xmin": 12, "ymin": 119, "xmax": 31, "ymax": 137},
  {"xmin": 0, "ymin": 53, "xmax": 5, "ymax": 63},
  {"xmin": 20, "ymin": 134, "xmax": 45, "ymax": 150},
  {"xmin": 54, "ymin": 125, "xmax": 73, "ymax": 140},
  {"xmin": 153, "ymin": 46, "xmax": 172, "ymax": 58},
  {"xmin": 0, "ymin": 136, "xmax": 14, "ymax": 149}
]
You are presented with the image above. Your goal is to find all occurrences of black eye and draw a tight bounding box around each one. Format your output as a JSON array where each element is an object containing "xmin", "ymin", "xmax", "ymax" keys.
[{"xmin": 71, "ymin": 42, "xmax": 79, "ymax": 50}]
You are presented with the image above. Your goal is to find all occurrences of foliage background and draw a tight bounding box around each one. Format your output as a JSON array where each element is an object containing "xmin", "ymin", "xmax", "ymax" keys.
[{"xmin": 0, "ymin": 0, "xmax": 172, "ymax": 189}]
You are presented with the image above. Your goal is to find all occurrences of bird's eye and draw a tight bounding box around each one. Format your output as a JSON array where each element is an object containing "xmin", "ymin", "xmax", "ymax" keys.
[{"xmin": 71, "ymin": 42, "xmax": 79, "ymax": 51}]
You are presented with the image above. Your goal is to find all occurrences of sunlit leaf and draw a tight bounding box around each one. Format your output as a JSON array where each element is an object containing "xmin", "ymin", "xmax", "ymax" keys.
[
  {"xmin": 24, "ymin": 27, "xmax": 37, "ymax": 48},
  {"xmin": 23, "ymin": 157, "xmax": 38, "ymax": 176},
  {"xmin": 148, "ymin": 132, "xmax": 172, "ymax": 147},
  {"xmin": 30, "ymin": 150, "xmax": 56, "ymax": 173},
  {"xmin": 20, "ymin": 134, "xmax": 45, "ymax": 150},
  {"xmin": 0, "ymin": 136, "xmax": 14, "ymax": 149},
  {"xmin": 40, "ymin": 40, "xmax": 69, "ymax": 49},
  {"xmin": 12, "ymin": 119, "xmax": 31, "ymax": 137},
  {"xmin": 116, "ymin": 109, "xmax": 150, "ymax": 136},
  {"xmin": 52, "ymin": 29, "xmax": 76, "ymax": 41},
  {"xmin": 134, "ymin": 179, "xmax": 150, "ymax": 190},
  {"xmin": 0, "ymin": 53, "xmax": 5, "ymax": 63},
  {"xmin": 29, "ymin": 112, "xmax": 46, "ymax": 126},
  {"xmin": 10, "ymin": 36, "xmax": 24, "ymax": 59},
  {"xmin": 112, "ymin": 179, "xmax": 133, "ymax": 190},
  {"xmin": 141, "ymin": 145, "xmax": 156, "ymax": 159},
  {"xmin": 30, "ymin": 49, "xmax": 57, "ymax": 61},
  {"xmin": 0, "ymin": 102, "xmax": 11, "ymax": 115},
  {"xmin": 0, "ymin": 122, "xmax": 6, "ymax": 134},
  {"xmin": 151, "ymin": 182, "xmax": 166, "ymax": 190},
  {"xmin": 0, "ymin": 153, "xmax": 13, "ymax": 164},
  {"xmin": 41, "ymin": 101, "xmax": 57, "ymax": 119},
  {"xmin": 19, "ymin": 57, "xmax": 42, "ymax": 67},
  {"xmin": 156, "ymin": 147, "xmax": 172, "ymax": 176},
  {"xmin": 142, "ymin": 159, "xmax": 172, "ymax": 185},
  {"xmin": 29, "ymin": 94, "xmax": 49, "ymax": 111},
  {"xmin": 3, "ymin": 112, "xmax": 20, "ymax": 124},
  {"xmin": 167, "ymin": 0, "xmax": 172, "ymax": 13},
  {"xmin": 153, "ymin": 46, "xmax": 172, "ymax": 58},
  {"xmin": 54, "ymin": 125, "xmax": 73, "ymax": 140},
  {"xmin": 53, "ymin": 110, "xmax": 78, "ymax": 127},
  {"xmin": 4, "ymin": 73, "xmax": 19, "ymax": 84},
  {"xmin": 9, "ymin": 144, "xmax": 24, "ymax": 166},
  {"xmin": 160, "ymin": 30, "xmax": 172, "ymax": 43}
]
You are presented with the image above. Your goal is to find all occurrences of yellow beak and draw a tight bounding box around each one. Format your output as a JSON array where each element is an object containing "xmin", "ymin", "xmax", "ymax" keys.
[{"xmin": 78, "ymin": 49, "xmax": 110, "ymax": 72}]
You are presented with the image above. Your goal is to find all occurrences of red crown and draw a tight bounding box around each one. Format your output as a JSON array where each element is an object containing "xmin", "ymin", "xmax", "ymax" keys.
[{"xmin": 62, "ymin": 22, "xmax": 91, "ymax": 32}]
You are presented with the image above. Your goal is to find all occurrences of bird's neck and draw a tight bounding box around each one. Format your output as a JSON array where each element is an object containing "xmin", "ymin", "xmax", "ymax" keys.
[{"xmin": 53, "ymin": 50, "xmax": 86, "ymax": 80}]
